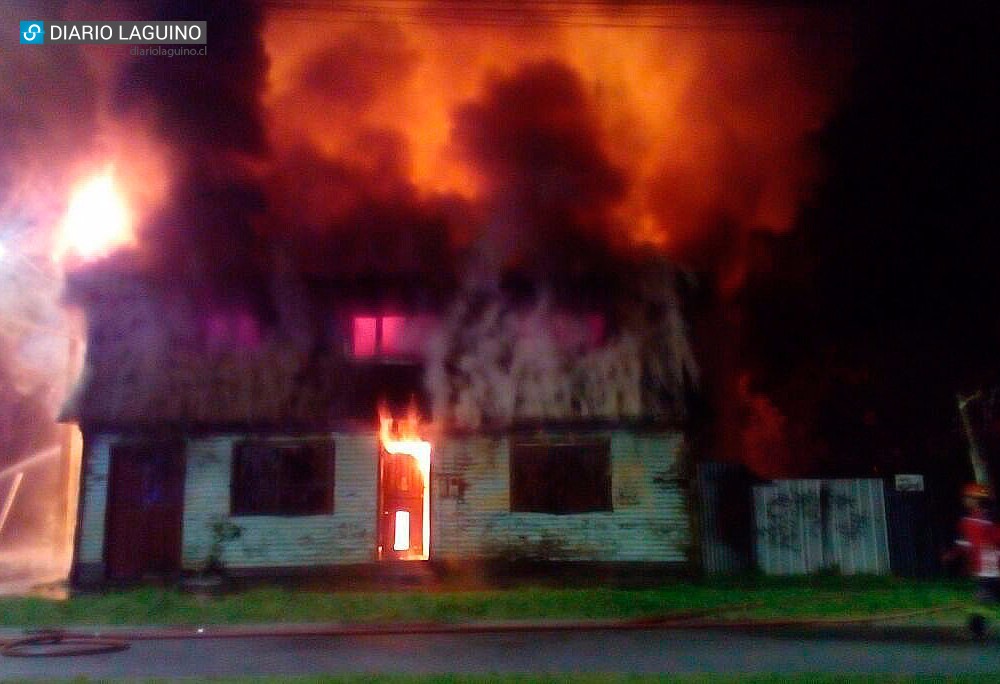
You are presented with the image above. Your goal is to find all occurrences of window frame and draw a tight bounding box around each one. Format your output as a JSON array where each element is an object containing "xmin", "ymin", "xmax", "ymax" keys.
[
  {"xmin": 230, "ymin": 438, "xmax": 335, "ymax": 517},
  {"xmin": 349, "ymin": 314, "xmax": 436, "ymax": 360},
  {"xmin": 509, "ymin": 439, "xmax": 613, "ymax": 514}
]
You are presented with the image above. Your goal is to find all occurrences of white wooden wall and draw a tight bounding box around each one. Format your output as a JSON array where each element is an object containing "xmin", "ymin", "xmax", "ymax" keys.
[
  {"xmin": 431, "ymin": 431, "xmax": 690, "ymax": 562},
  {"xmin": 182, "ymin": 433, "xmax": 378, "ymax": 569},
  {"xmin": 76, "ymin": 432, "xmax": 379, "ymax": 571},
  {"xmin": 77, "ymin": 428, "xmax": 691, "ymax": 571}
]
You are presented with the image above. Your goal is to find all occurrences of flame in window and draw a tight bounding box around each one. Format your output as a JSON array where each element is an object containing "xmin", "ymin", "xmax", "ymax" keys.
[{"xmin": 393, "ymin": 510, "xmax": 410, "ymax": 551}]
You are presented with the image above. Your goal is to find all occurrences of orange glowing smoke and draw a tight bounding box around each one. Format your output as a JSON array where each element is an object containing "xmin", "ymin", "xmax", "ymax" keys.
[
  {"xmin": 379, "ymin": 403, "xmax": 431, "ymax": 560},
  {"xmin": 261, "ymin": 5, "xmax": 848, "ymax": 289},
  {"xmin": 54, "ymin": 170, "xmax": 134, "ymax": 263}
]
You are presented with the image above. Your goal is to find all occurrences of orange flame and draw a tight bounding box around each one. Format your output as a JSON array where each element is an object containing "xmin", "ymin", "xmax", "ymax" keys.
[
  {"xmin": 262, "ymin": 8, "xmax": 847, "ymax": 283},
  {"xmin": 378, "ymin": 402, "xmax": 431, "ymax": 560},
  {"xmin": 54, "ymin": 170, "xmax": 134, "ymax": 263}
]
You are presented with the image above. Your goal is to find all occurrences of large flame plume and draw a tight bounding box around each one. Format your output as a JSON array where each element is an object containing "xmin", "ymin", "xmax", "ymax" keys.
[
  {"xmin": 262, "ymin": 3, "xmax": 847, "ymax": 289},
  {"xmin": 54, "ymin": 171, "xmax": 133, "ymax": 263}
]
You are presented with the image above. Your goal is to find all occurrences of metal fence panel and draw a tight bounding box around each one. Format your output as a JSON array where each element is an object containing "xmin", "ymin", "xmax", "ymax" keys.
[{"xmin": 753, "ymin": 478, "xmax": 890, "ymax": 575}]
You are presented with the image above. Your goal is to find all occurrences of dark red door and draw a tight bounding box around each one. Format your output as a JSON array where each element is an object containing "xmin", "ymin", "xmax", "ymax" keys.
[
  {"xmin": 105, "ymin": 441, "xmax": 185, "ymax": 581},
  {"xmin": 379, "ymin": 451, "xmax": 424, "ymax": 560}
]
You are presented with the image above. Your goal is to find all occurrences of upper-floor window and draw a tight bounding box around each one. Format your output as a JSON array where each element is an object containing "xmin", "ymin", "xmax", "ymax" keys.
[{"xmin": 351, "ymin": 315, "xmax": 436, "ymax": 359}]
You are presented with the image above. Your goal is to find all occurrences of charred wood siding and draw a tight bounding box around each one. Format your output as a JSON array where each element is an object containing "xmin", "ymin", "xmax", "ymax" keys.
[{"xmin": 431, "ymin": 431, "xmax": 689, "ymax": 562}]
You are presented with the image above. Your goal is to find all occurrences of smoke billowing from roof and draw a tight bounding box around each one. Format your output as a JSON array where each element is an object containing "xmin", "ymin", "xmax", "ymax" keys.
[{"xmin": 2, "ymin": 2, "xmax": 850, "ymax": 469}]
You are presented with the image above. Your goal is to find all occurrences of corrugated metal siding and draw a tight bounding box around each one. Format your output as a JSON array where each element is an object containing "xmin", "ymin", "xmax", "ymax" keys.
[
  {"xmin": 182, "ymin": 433, "xmax": 378, "ymax": 570},
  {"xmin": 696, "ymin": 462, "xmax": 754, "ymax": 574},
  {"xmin": 76, "ymin": 434, "xmax": 112, "ymax": 564},
  {"xmin": 431, "ymin": 431, "xmax": 690, "ymax": 562},
  {"xmin": 753, "ymin": 479, "xmax": 890, "ymax": 575}
]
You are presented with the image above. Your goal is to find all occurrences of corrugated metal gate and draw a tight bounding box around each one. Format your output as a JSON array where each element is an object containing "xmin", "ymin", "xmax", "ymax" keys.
[
  {"xmin": 753, "ymin": 479, "xmax": 891, "ymax": 575},
  {"xmin": 696, "ymin": 462, "xmax": 754, "ymax": 574}
]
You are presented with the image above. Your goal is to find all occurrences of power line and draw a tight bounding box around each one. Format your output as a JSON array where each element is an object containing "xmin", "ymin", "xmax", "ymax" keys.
[{"xmin": 263, "ymin": 0, "xmax": 851, "ymax": 33}]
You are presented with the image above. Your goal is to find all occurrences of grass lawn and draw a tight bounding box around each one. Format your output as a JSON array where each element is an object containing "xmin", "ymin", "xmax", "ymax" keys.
[{"xmin": 0, "ymin": 576, "xmax": 975, "ymax": 628}]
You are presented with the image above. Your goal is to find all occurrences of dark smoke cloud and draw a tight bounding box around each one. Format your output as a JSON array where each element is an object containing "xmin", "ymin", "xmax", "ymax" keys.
[
  {"xmin": 108, "ymin": 0, "xmax": 271, "ymax": 312},
  {"xmin": 259, "ymin": 23, "xmax": 466, "ymax": 288},
  {"xmin": 296, "ymin": 23, "xmax": 418, "ymax": 114},
  {"xmin": 115, "ymin": 1, "xmax": 268, "ymax": 157},
  {"xmin": 453, "ymin": 61, "xmax": 628, "ymax": 284},
  {"xmin": 266, "ymin": 144, "xmax": 458, "ymax": 284}
]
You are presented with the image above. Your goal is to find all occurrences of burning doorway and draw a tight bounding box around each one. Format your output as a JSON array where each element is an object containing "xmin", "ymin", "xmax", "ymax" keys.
[{"xmin": 377, "ymin": 406, "xmax": 430, "ymax": 561}]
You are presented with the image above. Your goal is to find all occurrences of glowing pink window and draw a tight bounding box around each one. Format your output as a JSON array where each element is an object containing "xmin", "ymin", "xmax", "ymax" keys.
[
  {"xmin": 585, "ymin": 313, "xmax": 605, "ymax": 347},
  {"xmin": 352, "ymin": 316, "xmax": 377, "ymax": 357},
  {"xmin": 380, "ymin": 316, "xmax": 405, "ymax": 355}
]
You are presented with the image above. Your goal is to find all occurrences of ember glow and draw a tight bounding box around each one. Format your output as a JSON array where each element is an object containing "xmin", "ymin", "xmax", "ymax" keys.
[
  {"xmin": 55, "ymin": 171, "xmax": 134, "ymax": 263},
  {"xmin": 379, "ymin": 405, "xmax": 431, "ymax": 560},
  {"xmin": 261, "ymin": 5, "xmax": 847, "ymax": 288}
]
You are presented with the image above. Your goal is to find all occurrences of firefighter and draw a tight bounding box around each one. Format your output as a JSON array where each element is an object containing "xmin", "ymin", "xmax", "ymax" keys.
[{"xmin": 945, "ymin": 483, "xmax": 999, "ymax": 636}]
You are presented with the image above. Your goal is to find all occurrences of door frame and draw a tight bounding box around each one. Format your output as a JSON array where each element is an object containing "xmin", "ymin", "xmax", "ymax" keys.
[
  {"xmin": 376, "ymin": 446, "xmax": 430, "ymax": 561},
  {"xmin": 103, "ymin": 438, "xmax": 186, "ymax": 581}
]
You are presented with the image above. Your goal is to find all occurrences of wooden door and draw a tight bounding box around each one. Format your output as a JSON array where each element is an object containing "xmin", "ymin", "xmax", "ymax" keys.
[
  {"xmin": 104, "ymin": 440, "xmax": 185, "ymax": 581},
  {"xmin": 379, "ymin": 451, "xmax": 424, "ymax": 560}
]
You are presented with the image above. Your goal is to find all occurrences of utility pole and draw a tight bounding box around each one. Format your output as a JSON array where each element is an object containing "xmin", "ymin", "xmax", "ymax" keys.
[{"xmin": 957, "ymin": 391, "xmax": 991, "ymax": 486}]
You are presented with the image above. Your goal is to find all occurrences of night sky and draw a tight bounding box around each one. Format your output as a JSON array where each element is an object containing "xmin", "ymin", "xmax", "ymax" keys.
[{"xmin": 723, "ymin": 3, "xmax": 1000, "ymax": 495}]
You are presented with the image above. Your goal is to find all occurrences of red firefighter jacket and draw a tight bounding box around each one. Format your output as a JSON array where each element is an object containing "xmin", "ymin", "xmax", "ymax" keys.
[{"xmin": 957, "ymin": 514, "xmax": 1000, "ymax": 578}]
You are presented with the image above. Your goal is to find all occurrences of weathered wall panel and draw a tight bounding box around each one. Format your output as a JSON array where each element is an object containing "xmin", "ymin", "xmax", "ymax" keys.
[
  {"xmin": 181, "ymin": 433, "xmax": 378, "ymax": 569},
  {"xmin": 431, "ymin": 431, "xmax": 690, "ymax": 562},
  {"xmin": 77, "ymin": 427, "xmax": 692, "ymax": 576},
  {"xmin": 753, "ymin": 478, "xmax": 890, "ymax": 575},
  {"xmin": 75, "ymin": 433, "xmax": 112, "ymax": 565}
]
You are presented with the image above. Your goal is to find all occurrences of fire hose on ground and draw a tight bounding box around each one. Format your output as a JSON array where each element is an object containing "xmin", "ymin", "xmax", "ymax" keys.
[
  {"xmin": 1, "ymin": 629, "xmax": 130, "ymax": 657},
  {"xmin": 0, "ymin": 602, "xmax": 969, "ymax": 657}
]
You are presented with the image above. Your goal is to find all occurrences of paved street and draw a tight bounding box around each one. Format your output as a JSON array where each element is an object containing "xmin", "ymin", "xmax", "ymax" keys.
[{"xmin": 3, "ymin": 627, "xmax": 999, "ymax": 679}]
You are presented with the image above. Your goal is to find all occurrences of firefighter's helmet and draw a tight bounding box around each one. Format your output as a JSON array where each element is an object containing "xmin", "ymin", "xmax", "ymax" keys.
[{"xmin": 963, "ymin": 482, "xmax": 993, "ymax": 500}]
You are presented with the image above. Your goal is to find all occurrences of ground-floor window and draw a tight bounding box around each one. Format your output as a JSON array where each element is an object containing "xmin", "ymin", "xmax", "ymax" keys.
[
  {"xmin": 231, "ymin": 438, "xmax": 335, "ymax": 515},
  {"xmin": 510, "ymin": 439, "xmax": 612, "ymax": 514}
]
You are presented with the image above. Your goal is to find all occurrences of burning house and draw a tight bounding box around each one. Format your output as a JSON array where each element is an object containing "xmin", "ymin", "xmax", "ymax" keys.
[
  {"xmin": 13, "ymin": 2, "xmax": 845, "ymax": 586},
  {"xmin": 65, "ymin": 244, "xmax": 699, "ymax": 584}
]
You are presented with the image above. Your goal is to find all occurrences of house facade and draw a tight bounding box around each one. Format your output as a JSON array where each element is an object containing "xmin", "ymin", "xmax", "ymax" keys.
[{"xmin": 66, "ymin": 262, "xmax": 696, "ymax": 585}]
